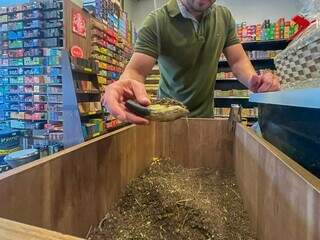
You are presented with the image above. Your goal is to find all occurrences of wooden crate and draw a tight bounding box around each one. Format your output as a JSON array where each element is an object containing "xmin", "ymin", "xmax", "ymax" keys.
[{"xmin": 0, "ymin": 119, "xmax": 319, "ymax": 239}]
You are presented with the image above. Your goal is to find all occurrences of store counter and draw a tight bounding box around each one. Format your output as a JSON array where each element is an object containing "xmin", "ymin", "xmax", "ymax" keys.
[{"xmin": 250, "ymin": 88, "xmax": 320, "ymax": 177}]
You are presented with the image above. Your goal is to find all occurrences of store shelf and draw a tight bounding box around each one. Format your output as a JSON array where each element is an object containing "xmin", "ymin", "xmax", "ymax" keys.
[
  {"xmin": 48, "ymin": 102, "xmax": 63, "ymax": 104},
  {"xmin": 242, "ymin": 40, "xmax": 291, "ymax": 51},
  {"xmin": 76, "ymin": 90, "xmax": 100, "ymax": 94},
  {"xmin": 71, "ymin": 65, "xmax": 99, "ymax": 75},
  {"xmin": 215, "ymin": 115, "xmax": 258, "ymax": 119},
  {"xmin": 214, "ymin": 98, "xmax": 256, "ymax": 108},
  {"xmin": 80, "ymin": 111, "xmax": 104, "ymax": 117},
  {"xmin": 0, "ymin": 7, "xmax": 43, "ymax": 16},
  {"xmin": 9, "ymin": 118, "xmax": 47, "ymax": 121},
  {"xmin": 219, "ymin": 59, "xmax": 275, "ymax": 69},
  {"xmin": 215, "ymin": 80, "xmax": 247, "ymax": 91}
]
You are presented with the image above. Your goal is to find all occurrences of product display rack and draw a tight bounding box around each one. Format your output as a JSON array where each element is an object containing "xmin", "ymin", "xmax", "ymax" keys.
[
  {"xmin": 145, "ymin": 66, "xmax": 160, "ymax": 100},
  {"xmin": 214, "ymin": 39, "xmax": 291, "ymax": 122},
  {"xmin": 0, "ymin": 1, "xmax": 64, "ymax": 156},
  {"xmin": 89, "ymin": 2, "xmax": 134, "ymax": 129},
  {"xmin": 0, "ymin": 0, "xmax": 136, "ymax": 173},
  {"xmin": 61, "ymin": 51, "xmax": 130, "ymax": 147},
  {"xmin": 61, "ymin": 51, "xmax": 102, "ymax": 147}
]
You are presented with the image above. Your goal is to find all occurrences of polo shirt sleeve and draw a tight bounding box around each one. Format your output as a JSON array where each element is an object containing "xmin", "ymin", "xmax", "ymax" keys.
[
  {"xmin": 134, "ymin": 12, "xmax": 160, "ymax": 59},
  {"xmin": 224, "ymin": 10, "xmax": 240, "ymax": 49}
]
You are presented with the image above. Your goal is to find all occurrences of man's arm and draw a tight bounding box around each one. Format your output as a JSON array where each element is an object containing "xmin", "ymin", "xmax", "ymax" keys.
[
  {"xmin": 119, "ymin": 53, "xmax": 156, "ymax": 83},
  {"xmin": 224, "ymin": 43, "xmax": 280, "ymax": 93},
  {"xmin": 102, "ymin": 10, "xmax": 160, "ymax": 125},
  {"xmin": 102, "ymin": 52, "xmax": 156, "ymax": 125}
]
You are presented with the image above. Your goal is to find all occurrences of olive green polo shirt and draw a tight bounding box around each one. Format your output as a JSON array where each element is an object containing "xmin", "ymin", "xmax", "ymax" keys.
[{"xmin": 134, "ymin": 0, "xmax": 240, "ymax": 117}]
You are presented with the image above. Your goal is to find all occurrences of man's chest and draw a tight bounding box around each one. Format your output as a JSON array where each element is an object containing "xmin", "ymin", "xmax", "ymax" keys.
[{"xmin": 160, "ymin": 16, "xmax": 227, "ymax": 67}]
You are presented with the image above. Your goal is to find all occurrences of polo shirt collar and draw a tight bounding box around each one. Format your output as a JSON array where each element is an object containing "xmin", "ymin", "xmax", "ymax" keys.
[
  {"xmin": 167, "ymin": 0, "xmax": 181, "ymax": 17},
  {"xmin": 167, "ymin": 0, "xmax": 214, "ymax": 18}
]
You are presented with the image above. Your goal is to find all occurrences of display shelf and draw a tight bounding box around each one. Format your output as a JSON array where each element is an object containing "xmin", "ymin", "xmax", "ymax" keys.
[
  {"xmin": 76, "ymin": 90, "xmax": 100, "ymax": 94},
  {"xmin": 80, "ymin": 111, "xmax": 104, "ymax": 117},
  {"xmin": 215, "ymin": 80, "xmax": 247, "ymax": 91},
  {"xmin": 9, "ymin": 118, "xmax": 47, "ymax": 121},
  {"xmin": 0, "ymin": 2, "xmax": 66, "ymax": 173},
  {"xmin": 7, "ymin": 83, "xmax": 48, "ymax": 86},
  {"xmin": 48, "ymin": 102, "xmax": 63, "ymax": 104},
  {"xmin": 61, "ymin": 51, "xmax": 107, "ymax": 147},
  {"xmin": 215, "ymin": 115, "xmax": 258, "ymax": 119},
  {"xmin": 242, "ymin": 40, "xmax": 291, "ymax": 51},
  {"xmin": 71, "ymin": 66, "xmax": 99, "ymax": 75},
  {"xmin": 218, "ymin": 60, "xmax": 276, "ymax": 72},
  {"xmin": 219, "ymin": 59, "xmax": 275, "ymax": 67},
  {"xmin": 214, "ymin": 98, "xmax": 256, "ymax": 108},
  {"xmin": 215, "ymin": 39, "xmax": 289, "ymax": 120}
]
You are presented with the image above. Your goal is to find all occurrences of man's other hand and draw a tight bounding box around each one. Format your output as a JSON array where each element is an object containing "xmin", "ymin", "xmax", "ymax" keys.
[{"xmin": 249, "ymin": 72, "xmax": 281, "ymax": 93}]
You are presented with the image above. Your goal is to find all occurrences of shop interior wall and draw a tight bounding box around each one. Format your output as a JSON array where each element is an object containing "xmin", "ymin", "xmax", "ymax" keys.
[
  {"xmin": 218, "ymin": 0, "xmax": 303, "ymax": 25},
  {"xmin": 125, "ymin": 0, "xmax": 303, "ymax": 29}
]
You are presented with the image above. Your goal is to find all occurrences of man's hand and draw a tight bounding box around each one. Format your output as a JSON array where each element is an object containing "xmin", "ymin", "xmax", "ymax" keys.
[
  {"xmin": 223, "ymin": 44, "xmax": 281, "ymax": 93},
  {"xmin": 102, "ymin": 79, "xmax": 151, "ymax": 125},
  {"xmin": 249, "ymin": 72, "xmax": 281, "ymax": 93}
]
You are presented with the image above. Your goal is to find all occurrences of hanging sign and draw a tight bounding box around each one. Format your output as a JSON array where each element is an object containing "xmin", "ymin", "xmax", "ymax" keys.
[
  {"xmin": 70, "ymin": 45, "xmax": 84, "ymax": 58},
  {"xmin": 72, "ymin": 9, "xmax": 87, "ymax": 38}
]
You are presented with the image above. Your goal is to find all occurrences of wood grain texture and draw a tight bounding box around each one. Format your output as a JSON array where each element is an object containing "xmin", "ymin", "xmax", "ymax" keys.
[
  {"xmin": 234, "ymin": 123, "xmax": 320, "ymax": 240},
  {"xmin": 63, "ymin": 0, "xmax": 92, "ymax": 59},
  {"xmin": 0, "ymin": 217, "xmax": 83, "ymax": 240},
  {"xmin": 0, "ymin": 124, "xmax": 155, "ymax": 238},
  {"xmin": 155, "ymin": 119, "xmax": 234, "ymax": 169}
]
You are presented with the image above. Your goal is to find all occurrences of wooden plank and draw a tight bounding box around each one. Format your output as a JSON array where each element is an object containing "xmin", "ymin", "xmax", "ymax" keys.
[
  {"xmin": 155, "ymin": 119, "xmax": 234, "ymax": 169},
  {"xmin": 0, "ymin": 217, "xmax": 83, "ymax": 240},
  {"xmin": 63, "ymin": 0, "xmax": 92, "ymax": 58},
  {"xmin": 0, "ymin": 124, "xmax": 155, "ymax": 238},
  {"xmin": 234, "ymin": 123, "xmax": 320, "ymax": 240}
]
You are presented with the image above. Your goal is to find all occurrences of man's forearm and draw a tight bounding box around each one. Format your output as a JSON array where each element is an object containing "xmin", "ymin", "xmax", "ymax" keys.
[
  {"xmin": 119, "ymin": 52, "xmax": 156, "ymax": 84},
  {"xmin": 224, "ymin": 44, "xmax": 256, "ymax": 88},
  {"xmin": 230, "ymin": 56, "xmax": 256, "ymax": 88},
  {"xmin": 119, "ymin": 68, "xmax": 146, "ymax": 83}
]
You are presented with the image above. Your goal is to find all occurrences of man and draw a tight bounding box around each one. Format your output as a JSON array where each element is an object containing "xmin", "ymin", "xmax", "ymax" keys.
[{"xmin": 103, "ymin": 0, "xmax": 280, "ymax": 125}]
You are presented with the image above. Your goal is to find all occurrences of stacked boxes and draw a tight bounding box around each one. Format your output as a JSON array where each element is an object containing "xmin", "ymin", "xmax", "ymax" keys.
[
  {"xmin": 216, "ymin": 69, "xmax": 277, "ymax": 80},
  {"xmin": 214, "ymin": 108, "xmax": 258, "ymax": 118},
  {"xmin": 83, "ymin": 0, "xmax": 108, "ymax": 20},
  {"xmin": 118, "ymin": 11, "xmax": 127, "ymax": 39},
  {"xmin": 0, "ymin": 1, "xmax": 64, "ymax": 155},
  {"xmin": 237, "ymin": 18, "xmax": 298, "ymax": 42},
  {"xmin": 220, "ymin": 50, "xmax": 281, "ymax": 61}
]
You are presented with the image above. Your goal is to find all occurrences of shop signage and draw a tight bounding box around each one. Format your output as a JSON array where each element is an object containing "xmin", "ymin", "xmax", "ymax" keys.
[
  {"xmin": 70, "ymin": 45, "xmax": 84, "ymax": 58},
  {"xmin": 72, "ymin": 10, "xmax": 87, "ymax": 38}
]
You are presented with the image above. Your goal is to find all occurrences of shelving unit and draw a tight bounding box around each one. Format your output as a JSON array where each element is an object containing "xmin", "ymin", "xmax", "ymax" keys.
[
  {"xmin": 61, "ymin": 51, "xmax": 107, "ymax": 147},
  {"xmin": 0, "ymin": 0, "xmax": 135, "ymax": 173},
  {"xmin": 0, "ymin": 1, "xmax": 64, "ymax": 156},
  {"xmin": 214, "ymin": 40, "xmax": 290, "ymax": 123},
  {"xmin": 61, "ymin": 51, "xmax": 130, "ymax": 147},
  {"xmin": 242, "ymin": 39, "xmax": 290, "ymax": 51},
  {"xmin": 88, "ymin": 4, "xmax": 134, "ymax": 130},
  {"xmin": 145, "ymin": 66, "xmax": 160, "ymax": 99}
]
